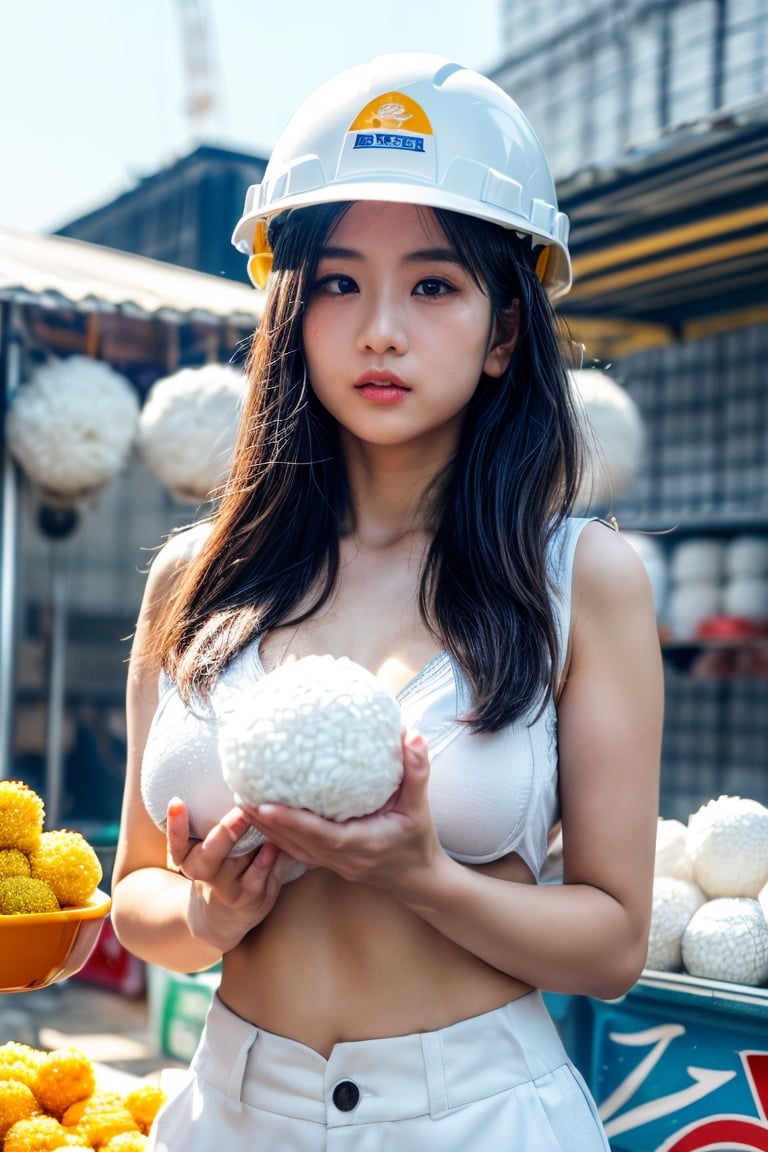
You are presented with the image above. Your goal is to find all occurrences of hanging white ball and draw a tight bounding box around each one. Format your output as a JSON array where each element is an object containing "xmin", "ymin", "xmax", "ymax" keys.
[
  {"xmin": 138, "ymin": 363, "xmax": 246, "ymax": 503},
  {"xmin": 570, "ymin": 368, "xmax": 646, "ymax": 511},
  {"xmin": 6, "ymin": 355, "xmax": 139, "ymax": 501}
]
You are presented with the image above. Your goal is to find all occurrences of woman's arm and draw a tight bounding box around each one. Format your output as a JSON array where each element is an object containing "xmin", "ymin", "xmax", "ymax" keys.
[
  {"xmin": 401, "ymin": 523, "xmax": 663, "ymax": 998},
  {"xmin": 247, "ymin": 521, "xmax": 664, "ymax": 999},
  {"xmin": 110, "ymin": 528, "xmax": 286, "ymax": 972}
]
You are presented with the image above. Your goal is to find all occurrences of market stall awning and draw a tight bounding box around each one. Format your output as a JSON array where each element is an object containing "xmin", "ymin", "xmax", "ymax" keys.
[
  {"xmin": 0, "ymin": 226, "xmax": 265, "ymax": 327},
  {"xmin": 558, "ymin": 94, "xmax": 768, "ymax": 359}
]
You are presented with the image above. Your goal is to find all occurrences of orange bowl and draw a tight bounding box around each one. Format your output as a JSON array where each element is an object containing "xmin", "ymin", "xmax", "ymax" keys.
[{"xmin": 0, "ymin": 889, "xmax": 112, "ymax": 992}]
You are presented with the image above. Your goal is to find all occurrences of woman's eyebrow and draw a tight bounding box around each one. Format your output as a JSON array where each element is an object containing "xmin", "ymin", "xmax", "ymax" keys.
[
  {"xmin": 404, "ymin": 248, "xmax": 462, "ymax": 265},
  {"xmin": 318, "ymin": 245, "xmax": 361, "ymax": 261},
  {"xmin": 317, "ymin": 245, "xmax": 462, "ymax": 265}
]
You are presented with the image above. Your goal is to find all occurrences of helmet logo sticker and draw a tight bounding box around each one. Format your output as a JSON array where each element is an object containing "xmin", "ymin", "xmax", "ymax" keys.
[{"xmin": 349, "ymin": 91, "xmax": 432, "ymax": 155}]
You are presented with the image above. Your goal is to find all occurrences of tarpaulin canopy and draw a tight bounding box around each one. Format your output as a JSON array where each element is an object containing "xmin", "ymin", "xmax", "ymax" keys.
[
  {"xmin": 0, "ymin": 225, "xmax": 264, "ymax": 327},
  {"xmin": 558, "ymin": 94, "xmax": 768, "ymax": 359}
]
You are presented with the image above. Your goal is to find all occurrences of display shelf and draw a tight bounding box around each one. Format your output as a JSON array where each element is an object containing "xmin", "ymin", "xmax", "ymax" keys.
[
  {"xmin": 617, "ymin": 513, "xmax": 768, "ymax": 537},
  {"xmin": 660, "ymin": 634, "xmax": 768, "ymax": 672}
]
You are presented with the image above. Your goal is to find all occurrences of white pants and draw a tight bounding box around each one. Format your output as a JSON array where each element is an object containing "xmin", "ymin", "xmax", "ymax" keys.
[{"xmin": 147, "ymin": 990, "xmax": 609, "ymax": 1151}]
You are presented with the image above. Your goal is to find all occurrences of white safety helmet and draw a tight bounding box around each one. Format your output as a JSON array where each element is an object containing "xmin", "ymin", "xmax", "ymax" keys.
[{"xmin": 232, "ymin": 52, "xmax": 571, "ymax": 299}]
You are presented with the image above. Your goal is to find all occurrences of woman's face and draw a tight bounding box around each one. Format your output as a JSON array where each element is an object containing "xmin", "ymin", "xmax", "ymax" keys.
[{"xmin": 301, "ymin": 202, "xmax": 517, "ymax": 458}]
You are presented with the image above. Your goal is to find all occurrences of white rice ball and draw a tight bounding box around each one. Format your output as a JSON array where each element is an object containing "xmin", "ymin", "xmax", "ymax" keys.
[
  {"xmin": 721, "ymin": 577, "xmax": 768, "ymax": 622},
  {"xmin": 570, "ymin": 368, "xmax": 646, "ymax": 511},
  {"xmin": 623, "ymin": 534, "xmax": 669, "ymax": 620},
  {"xmin": 725, "ymin": 536, "xmax": 768, "ymax": 579},
  {"xmin": 646, "ymin": 876, "xmax": 707, "ymax": 971},
  {"xmin": 670, "ymin": 538, "xmax": 725, "ymax": 583},
  {"xmin": 654, "ymin": 817, "xmax": 694, "ymax": 882},
  {"xmin": 7, "ymin": 355, "xmax": 139, "ymax": 499},
  {"xmin": 220, "ymin": 655, "xmax": 405, "ymax": 820},
  {"xmin": 686, "ymin": 795, "xmax": 768, "ymax": 899},
  {"xmin": 682, "ymin": 898, "xmax": 768, "ymax": 985},
  {"xmin": 138, "ymin": 363, "xmax": 245, "ymax": 502}
]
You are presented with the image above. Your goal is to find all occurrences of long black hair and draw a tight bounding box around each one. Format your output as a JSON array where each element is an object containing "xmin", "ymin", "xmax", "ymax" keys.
[{"xmin": 156, "ymin": 202, "xmax": 585, "ymax": 732}]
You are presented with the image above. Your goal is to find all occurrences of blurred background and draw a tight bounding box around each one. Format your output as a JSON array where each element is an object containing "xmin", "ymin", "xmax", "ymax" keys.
[{"xmin": 0, "ymin": 0, "xmax": 502, "ymax": 234}]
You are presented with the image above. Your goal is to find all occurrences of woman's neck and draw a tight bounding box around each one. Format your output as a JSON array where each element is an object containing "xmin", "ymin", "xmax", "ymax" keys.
[{"xmin": 340, "ymin": 435, "xmax": 453, "ymax": 547}]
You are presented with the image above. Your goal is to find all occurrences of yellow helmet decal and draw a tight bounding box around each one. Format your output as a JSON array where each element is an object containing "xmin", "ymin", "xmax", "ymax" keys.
[{"xmin": 349, "ymin": 92, "xmax": 433, "ymax": 135}]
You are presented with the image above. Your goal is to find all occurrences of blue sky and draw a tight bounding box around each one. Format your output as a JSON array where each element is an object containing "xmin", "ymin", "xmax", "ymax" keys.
[{"xmin": 1, "ymin": 0, "xmax": 502, "ymax": 233}]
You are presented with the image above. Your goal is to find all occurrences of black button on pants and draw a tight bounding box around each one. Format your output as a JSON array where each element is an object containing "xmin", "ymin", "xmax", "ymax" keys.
[{"xmin": 332, "ymin": 1080, "xmax": 360, "ymax": 1111}]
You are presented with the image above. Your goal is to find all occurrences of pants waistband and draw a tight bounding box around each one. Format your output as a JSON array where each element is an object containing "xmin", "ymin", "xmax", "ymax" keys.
[{"xmin": 190, "ymin": 991, "xmax": 569, "ymax": 1126}]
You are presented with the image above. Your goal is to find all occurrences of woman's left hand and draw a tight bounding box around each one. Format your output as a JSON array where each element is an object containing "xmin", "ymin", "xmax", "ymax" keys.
[{"xmin": 240, "ymin": 730, "xmax": 442, "ymax": 890}]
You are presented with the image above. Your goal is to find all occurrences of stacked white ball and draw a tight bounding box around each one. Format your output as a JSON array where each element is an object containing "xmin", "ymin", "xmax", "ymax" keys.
[{"xmin": 648, "ymin": 798, "xmax": 768, "ymax": 986}]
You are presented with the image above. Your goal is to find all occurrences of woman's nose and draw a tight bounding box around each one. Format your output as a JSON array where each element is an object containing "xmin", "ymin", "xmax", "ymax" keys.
[{"xmin": 357, "ymin": 291, "xmax": 408, "ymax": 355}]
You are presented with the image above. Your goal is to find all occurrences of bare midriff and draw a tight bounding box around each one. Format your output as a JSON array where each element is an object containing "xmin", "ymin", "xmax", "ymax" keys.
[{"xmin": 218, "ymin": 852, "xmax": 536, "ymax": 1058}]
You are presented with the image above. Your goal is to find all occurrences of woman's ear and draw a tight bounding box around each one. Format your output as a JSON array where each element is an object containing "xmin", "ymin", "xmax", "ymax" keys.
[{"xmin": 483, "ymin": 300, "xmax": 520, "ymax": 379}]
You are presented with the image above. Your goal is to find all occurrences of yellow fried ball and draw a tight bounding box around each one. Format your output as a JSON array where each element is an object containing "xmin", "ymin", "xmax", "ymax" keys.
[
  {"xmin": 0, "ymin": 1043, "xmax": 45, "ymax": 1089},
  {"xmin": 0, "ymin": 1063, "xmax": 38, "ymax": 1091},
  {"xmin": 0, "ymin": 848, "xmax": 32, "ymax": 879},
  {"xmin": 122, "ymin": 1084, "xmax": 167, "ymax": 1135},
  {"xmin": 34, "ymin": 1047, "xmax": 97, "ymax": 1119},
  {"xmin": 0, "ymin": 781, "xmax": 44, "ymax": 853},
  {"xmin": 0, "ymin": 1042, "xmax": 43, "ymax": 1064},
  {"xmin": 3, "ymin": 1113, "xmax": 83, "ymax": 1150},
  {"xmin": 29, "ymin": 831, "xmax": 103, "ymax": 908},
  {"xmin": 62, "ymin": 1092, "xmax": 139, "ymax": 1146},
  {"xmin": 101, "ymin": 1132, "xmax": 149, "ymax": 1150},
  {"xmin": 61, "ymin": 1089, "xmax": 121, "ymax": 1126},
  {"xmin": 0, "ymin": 875, "xmax": 59, "ymax": 914},
  {"xmin": 0, "ymin": 1079, "xmax": 39, "ymax": 1139}
]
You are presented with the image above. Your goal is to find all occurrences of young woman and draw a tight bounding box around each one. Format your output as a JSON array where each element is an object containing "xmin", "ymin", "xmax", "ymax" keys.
[{"xmin": 112, "ymin": 53, "xmax": 663, "ymax": 1151}]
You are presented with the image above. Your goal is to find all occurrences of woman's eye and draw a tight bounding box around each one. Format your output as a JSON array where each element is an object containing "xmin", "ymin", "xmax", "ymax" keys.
[
  {"xmin": 415, "ymin": 278, "xmax": 454, "ymax": 298},
  {"xmin": 316, "ymin": 274, "xmax": 358, "ymax": 295}
]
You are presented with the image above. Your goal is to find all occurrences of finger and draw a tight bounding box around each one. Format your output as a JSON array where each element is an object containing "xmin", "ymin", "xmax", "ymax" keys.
[
  {"xmin": 188, "ymin": 807, "xmax": 262, "ymax": 877},
  {"xmin": 166, "ymin": 797, "xmax": 192, "ymax": 867},
  {"xmin": 249, "ymin": 802, "xmax": 344, "ymax": 851},
  {"xmin": 202, "ymin": 806, "xmax": 258, "ymax": 854},
  {"xmin": 239, "ymin": 840, "xmax": 281, "ymax": 890},
  {"xmin": 395, "ymin": 730, "xmax": 431, "ymax": 808}
]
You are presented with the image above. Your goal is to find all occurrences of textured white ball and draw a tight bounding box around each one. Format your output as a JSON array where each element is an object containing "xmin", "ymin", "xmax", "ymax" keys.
[
  {"xmin": 666, "ymin": 581, "xmax": 721, "ymax": 639},
  {"xmin": 670, "ymin": 538, "xmax": 725, "ymax": 583},
  {"xmin": 569, "ymin": 368, "xmax": 646, "ymax": 511},
  {"xmin": 6, "ymin": 354, "xmax": 139, "ymax": 499},
  {"xmin": 623, "ymin": 534, "xmax": 669, "ymax": 619},
  {"xmin": 721, "ymin": 577, "xmax": 768, "ymax": 622},
  {"xmin": 759, "ymin": 881, "xmax": 768, "ymax": 922},
  {"xmin": 138, "ymin": 363, "xmax": 245, "ymax": 502},
  {"xmin": 682, "ymin": 898, "xmax": 768, "ymax": 985},
  {"xmin": 646, "ymin": 876, "xmax": 707, "ymax": 971},
  {"xmin": 654, "ymin": 817, "xmax": 694, "ymax": 882},
  {"xmin": 686, "ymin": 795, "xmax": 768, "ymax": 899},
  {"xmin": 220, "ymin": 655, "xmax": 405, "ymax": 820},
  {"xmin": 725, "ymin": 536, "xmax": 768, "ymax": 579}
]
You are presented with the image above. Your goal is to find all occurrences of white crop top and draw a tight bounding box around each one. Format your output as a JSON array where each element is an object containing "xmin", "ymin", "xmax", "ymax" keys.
[{"xmin": 141, "ymin": 517, "xmax": 592, "ymax": 880}]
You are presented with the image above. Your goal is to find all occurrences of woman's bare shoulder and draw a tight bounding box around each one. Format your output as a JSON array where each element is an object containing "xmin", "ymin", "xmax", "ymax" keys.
[
  {"xmin": 140, "ymin": 520, "xmax": 213, "ymax": 619},
  {"xmin": 572, "ymin": 519, "xmax": 653, "ymax": 611},
  {"xmin": 151, "ymin": 521, "xmax": 212, "ymax": 578}
]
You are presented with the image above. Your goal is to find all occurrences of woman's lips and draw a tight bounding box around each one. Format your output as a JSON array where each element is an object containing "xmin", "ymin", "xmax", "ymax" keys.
[{"xmin": 354, "ymin": 371, "xmax": 410, "ymax": 405}]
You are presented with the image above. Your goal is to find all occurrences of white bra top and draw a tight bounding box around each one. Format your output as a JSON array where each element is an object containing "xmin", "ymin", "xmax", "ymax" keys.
[{"xmin": 141, "ymin": 517, "xmax": 592, "ymax": 880}]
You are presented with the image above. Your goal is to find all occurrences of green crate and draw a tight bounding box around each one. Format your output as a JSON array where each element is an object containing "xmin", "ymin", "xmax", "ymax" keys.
[{"xmin": 147, "ymin": 964, "xmax": 221, "ymax": 1064}]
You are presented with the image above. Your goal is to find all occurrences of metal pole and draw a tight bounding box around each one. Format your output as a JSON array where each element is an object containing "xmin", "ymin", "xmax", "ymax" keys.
[
  {"xmin": 45, "ymin": 552, "xmax": 68, "ymax": 828},
  {"xmin": 0, "ymin": 303, "xmax": 21, "ymax": 779}
]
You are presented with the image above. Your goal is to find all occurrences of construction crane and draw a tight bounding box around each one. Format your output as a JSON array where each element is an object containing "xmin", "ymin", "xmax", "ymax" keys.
[{"xmin": 175, "ymin": 0, "xmax": 219, "ymax": 140}]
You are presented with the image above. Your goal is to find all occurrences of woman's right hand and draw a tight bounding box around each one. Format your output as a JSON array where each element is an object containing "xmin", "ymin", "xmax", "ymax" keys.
[{"xmin": 166, "ymin": 798, "xmax": 289, "ymax": 954}]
